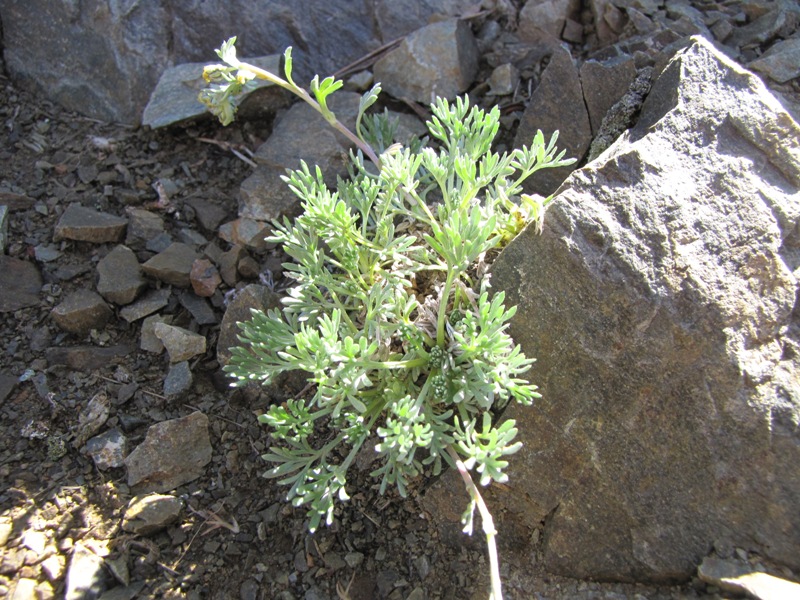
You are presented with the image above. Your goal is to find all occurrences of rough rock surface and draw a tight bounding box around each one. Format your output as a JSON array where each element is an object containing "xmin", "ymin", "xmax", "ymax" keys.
[
  {"xmin": 50, "ymin": 290, "xmax": 113, "ymax": 336},
  {"xmin": 124, "ymin": 411, "xmax": 212, "ymax": 494},
  {"xmin": 53, "ymin": 204, "xmax": 127, "ymax": 244},
  {"xmin": 217, "ymin": 284, "xmax": 282, "ymax": 366},
  {"xmin": 515, "ymin": 46, "xmax": 591, "ymax": 195},
  {"xmin": 374, "ymin": 19, "xmax": 479, "ymax": 104},
  {"xmin": 481, "ymin": 36, "xmax": 800, "ymax": 581},
  {"xmin": 96, "ymin": 245, "xmax": 146, "ymax": 305},
  {"xmin": 122, "ymin": 494, "xmax": 184, "ymax": 536},
  {"xmin": 0, "ymin": 256, "xmax": 41, "ymax": 312}
]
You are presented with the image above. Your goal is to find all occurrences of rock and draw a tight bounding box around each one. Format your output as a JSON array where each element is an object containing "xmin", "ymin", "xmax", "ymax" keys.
[
  {"xmin": 46, "ymin": 344, "xmax": 135, "ymax": 372},
  {"xmin": 219, "ymin": 245, "xmax": 248, "ymax": 287},
  {"xmin": 587, "ymin": 66, "xmax": 653, "ymax": 161},
  {"xmin": 96, "ymin": 245, "xmax": 146, "ymax": 305},
  {"xmin": 749, "ymin": 38, "xmax": 800, "ymax": 84},
  {"xmin": 374, "ymin": 19, "xmax": 479, "ymax": 104},
  {"xmin": 65, "ymin": 543, "xmax": 111, "ymax": 600},
  {"xmin": 122, "ymin": 494, "xmax": 183, "ymax": 535},
  {"xmin": 1, "ymin": 0, "xmax": 170, "ymax": 124},
  {"xmin": 697, "ymin": 556, "xmax": 800, "ymax": 600},
  {"xmin": 0, "ymin": 205, "xmax": 8, "ymax": 252},
  {"xmin": 141, "ymin": 242, "xmax": 200, "ymax": 287},
  {"xmin": 514, "ymin": 46, "xmax": 591, "ymax": 195},
  {"xmin": 142, "ymin": 55, "xmax": 287, "ymax": 129},
  {"xmin": 53, "ymin": 204, "xmax": 127, "ymax": 243},
  {"xmin": 84, "ymin": 428, "xmax": 127, "ymax": 470},
  {"xmin": 588, "ymin": 0, "xmax": 622, "ymax": 44},
  {"xmin": 190, "ymin": 259, "xmax": 222, "ymax": 297},
  {"xmin": 0, "ymin": 372, "xmax": 17, "ymax": 404},
  {"xmin": 163, "ymin": 361, "xmax": 193, "ymax": 397},
  {"xmin": 580, "ymin": 55, "xmax": 637, "ymax": 135},
  {"xmin": 124, "ymin": 411, "xmax": 212, "ymax": 493},
  {"xmin": 218, "ymin": 218, "xmax": 274, "ymax": 251},
  {"xmin": 126, "ymin": 208, "xmax": 166, "ymax": 245},
  {"xmin": 140, "ymin": 314, "xmax": 172, "ymax": 353},
  {"xmin": 372, "ymin": 0, "xmax": 479, "ymax": 41},
  {"xmin": 518, "ymin": 0, "xmax": 578, "ymax": 40},
  {"xmin": 240, "ymin": 92, "xmax": 361, "ymax": 224},
  {"xmin": 153, "ymin": 322, "xmax": 207, "ymax": 363},
  {"xmin": 217, "ymin": 284, "xmax": 282, "ymax": 366},
  {"xmin": 178, "ymin": 291, "xmax": 218, "ymax": 326},
  {"xmin": 119, "ymin": 288, "xmax": 172, "ymax": 323},
  {"xmin": 73, "ymin": 392, "xmax": 111, "ymax": 448},
  {"xmin": 51, "ymin": 289, "xmax": 113, "ymax": 336},
  {"xmin": 237, "ymin": 255, "xmax": 261, "ymax": 279},
  {"xmin": 186, "ymin": 197, "xmax": 228, "ymax": 233},
  {"xmin": 11, "ymin": 578, "xmax": 36, "ymax": 600},
  {"xmin": 472, "ymin": 36, "xmax": 800, "ymax": 581},
  {"xmin": 487, "ymin": 63, "xmax": 520, "ymax": 97},
  {"xmin": 0, "ymin": 256, "xmax": 41, "ymax": 312},
  {"xmin": 727, "ymin": 7, "xmax": 796, "ymax": 50}
]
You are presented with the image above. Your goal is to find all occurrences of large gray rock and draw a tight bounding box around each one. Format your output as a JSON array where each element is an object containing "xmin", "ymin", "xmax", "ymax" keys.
[
  {"xmin": 373, "ymin": 19, "xmax": 479, "ymax": 104},
  {"xmin": 1, "ymin": 0, "xmax": 467, "ymax": 124},
  {"xmin": 433, "ymin": 36, "xmax": 800, "ymax": 582}
]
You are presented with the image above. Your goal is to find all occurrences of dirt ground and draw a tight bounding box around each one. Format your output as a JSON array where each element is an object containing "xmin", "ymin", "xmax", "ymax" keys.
[{"xmin": 0, "ymin": 53, "xmax": 735, "ymax": 600}]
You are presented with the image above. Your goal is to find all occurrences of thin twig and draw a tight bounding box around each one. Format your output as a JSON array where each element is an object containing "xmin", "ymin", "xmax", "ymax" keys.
[
  {"xmin": 331, "ymin": 38, "xmax": 404, "ymax": 79},
  {"xmin": 197, "ymin": 137, "xmax": 258, "ymax": 168}
]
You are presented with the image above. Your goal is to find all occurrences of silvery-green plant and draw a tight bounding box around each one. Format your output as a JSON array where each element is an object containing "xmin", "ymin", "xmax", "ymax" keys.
[{"xmin": 201, "ymin": 38, "xmax": 574, "ymax": 599}]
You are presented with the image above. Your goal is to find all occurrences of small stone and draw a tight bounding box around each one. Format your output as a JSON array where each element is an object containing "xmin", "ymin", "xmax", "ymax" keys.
[
  {"xmin": 122, "ymin": 493, "xmax": 183, "ymax": 535},
  {"xmin": 323, "ymin": 552, "xmax": 346, "ymax": 571},
  {"xmin": 0, "ymin": 256, "xmax": 42, "ymax": 312},
  {"xmin": 41, "ymin": 554, "xmax": 65, "ymax": 582},
  {"xmin": 64, "ymin": 543, "xmax": 111, "ymax": 600},
  {"xmin": 186, "ymin": 197, "xmax": 228, "ymax": 232},
  {"xmin": 11, "ymin": 578, "xmax": 36, "ymax": 600},
  {"xmin": 153, "ymin": 323, "xmax": 207, "ymax": 363},
  {"xmin": 141, "ymin": 242, "xmax": 199, "ymax": 287},
  {"xmin": 218, "ymin": 218, "xmax": 272, "ymax": 251},
  {"xmin": 237, "ymin": 255, "xmax": 261, "ymax": 279},
  {"xmin": 562, "ymin": 17, "xmax": 584, "ymax": 43},
  {"xmin": 164, "ymin": 361, "xmax": 193, "ymax": 397},
  {"xmin": 124, "ymin": 411, "xmax": 212, "ymax": 493},
  {"xmin": 119, "ymin": 288, "xmax": 170, "ymax": 323},
  {"xmin": 73, "ymin": 392, "xmax": 110, "ymax": 448},
  {"xmin": 177, "ymin": 228, "xmax": 207, "ymax": 246},
  {"xmin": 178, "ymin": 291, "xmax": 217, "ymax": 325},
  {"xmin": 140, "ymin": 314, "xmax": 172, "ymax": 353},
  {"xmin": 240, "ymin": 579, "xmax": 259, "ymax": 600},
  {"xmin": 749, "ymin": 38, "xmax": 800, "ymax": 84},
  {"xmin": 125, "ymin": 208, "xmax": 165, "ymax": 244},
  {"xmin": 96, "ymin": 245, "xmax": 146, "ymax": 305},
  {"xmin": 54, "ymin": 204, "xmax": 127, "ymax": 243},
  {"xmin": 487, "ymin": 63, "xmax": 519, "ymax": 96},
  {"xmin": 710, "ymin": 17, "xmax": 734, "ymax": 42},
  {"xmin": 219, "ymin": 245, "xmax": 247, "ymax": 287},
  {"xmin": 190, "ymin": 259, "xmax": 222, "ymax": 297},
  {"xmin": 0, "ymin": 520, "xmax": 12, "ymax": 547},
  {"xmin": 519, "ymin": 0, "xmax": 572, "ymax": 39},
  {"xmin": 21, "ymin": 530, "xmax": 47, "ymax": 554},
  {"xmin": 51, "ymin": 289, "xmax": 112, "ymax": 335},
  {"xmin": 34, "ymin": 244, "xmax": 62, "ymax": 262},
  {"xmin": 84, "ymin": 428, "xmax": 127, "ymax": 469},
  {"xmin": 728, "ymin": 8, "xmax": 793, "ymax": 49},
  {"xmin": 0, "ymin": 205, "xmax": 8, "ymax": 253},
  {"xmin": 345, "ymin": 552, "xmax": 364, "ymax": 568},
  {"xmin": 698, "ymin": 556, "xmax": 800, "ymax": 600}
]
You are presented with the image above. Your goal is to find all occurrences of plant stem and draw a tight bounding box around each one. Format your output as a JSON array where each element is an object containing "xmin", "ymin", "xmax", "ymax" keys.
[
  {"xmin": 236, "ymin": 60, "xmax": 383, "ymax": 168},
  {"xmin": 445, "ymin": 445, "xmax": 503, "ymax": 600},
  {"xmin": 436, "ymin": 270, "xmax": 456, "ymax": 347}
]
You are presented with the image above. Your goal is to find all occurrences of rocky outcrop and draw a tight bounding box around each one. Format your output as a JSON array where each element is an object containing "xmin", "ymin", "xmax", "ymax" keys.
[{"xmin": 469, "ymin": 36, "xmax": 800, "ymax": 581}]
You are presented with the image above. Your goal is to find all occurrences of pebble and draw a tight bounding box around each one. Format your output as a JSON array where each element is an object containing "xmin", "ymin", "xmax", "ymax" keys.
[
  {"xmin": 119, "ymin": 288, "xmax": 171, "ymax": 322},
  {"xmin": 164, "ymin": 360, "xmax": 193, "ymax": 397},
  {"xmin": 126, "ymin": 208, "xmax": 166, "ymax": 244},
  {"xmin": 96, "ymin": 245, "xmax": 147, "ymax": 305},
  {"xmin": 84, "ymin": 428, "xmax": 127, "ymax": 469},
  {"xmin": 122, "ymin": 493, "xmax": 183, "ymax": 535},
  {"xmin": 45, "ymin": 344, "xmax": 135, "ymax": 372},
  {"xmin": 141, "ymin": 242, "xmax": 200, "ymax": 287},
  {"xmin": 0, "ymin": 256, "xmax": 42, "ymax": 312},
  {"xmin": 51, "ymin": 289, "xmax": 112, "ymax": 335},
  {"xmin": 140, "ymin": 314, "xmax": 172, "ymax": 353},
  {"xmin": 153, "ymin": 322, "xmax": 207, "ymax": 362},
  {"xmin": 53, "ymin": 204, "xmax": 127, "ymax": 243},
  {"xmin": 64, "ymin": 543, "xmax": 111, "ymax": 600},
  {"xmin": 178, "ymin": 291, "xmax": 218, "ymax": 325}
]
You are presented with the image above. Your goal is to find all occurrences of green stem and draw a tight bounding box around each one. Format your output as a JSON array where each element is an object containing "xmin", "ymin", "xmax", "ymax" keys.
[
  {"xmin": 437, "ymin": 270, "xmax": 457, "ymax": 347},
  {"xmin": 236, "ymin": 60, "xmax": 383, "ymax": 169},
  {"xmin": 445, "ymin": 445, "xmax": 503, "ymax": 600}
]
